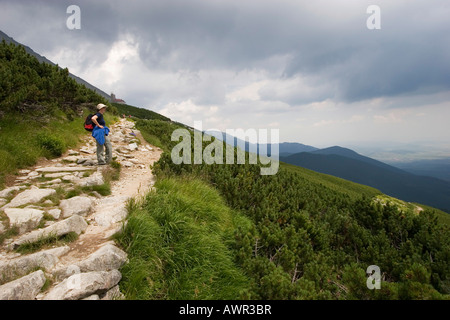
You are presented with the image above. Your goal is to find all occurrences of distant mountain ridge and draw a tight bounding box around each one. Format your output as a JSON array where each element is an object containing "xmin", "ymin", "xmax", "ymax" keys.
[
  {"xmin": 206, "ymin": 131, "xmax": 317, "ymax": 156},
  {"xmin": 281, "ymin": 147, "xmax": 450, "ymax": 213},
  {"xmin": 0, "ymin": 30, "xmax": 111, "ymax": 102}
]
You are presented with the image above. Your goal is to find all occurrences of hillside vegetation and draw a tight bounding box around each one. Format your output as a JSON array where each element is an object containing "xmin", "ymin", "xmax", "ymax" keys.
[
  {"xmin": 281, "ymin": 150, "xmax": 450, "ymax": 213},
  {"xmin": 115, "ymin": 178, "xmax": 251, "ymax": 299},
  {"xmin": 113, "ymin": 118, "xmax": 450, "ymax": 299},
  {"xmin": 1, "ymin": 39, "xmax": 448, "ymax": 300},
  {"xmin": 0, "ymin": 41, "xmax": 117, "ymax": 187}
]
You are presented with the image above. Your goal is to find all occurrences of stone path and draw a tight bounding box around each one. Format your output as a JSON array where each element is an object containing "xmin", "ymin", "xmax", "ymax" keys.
[{"xmin": 0, "ymin": 118, "xmax": 162, "ymax": 300}]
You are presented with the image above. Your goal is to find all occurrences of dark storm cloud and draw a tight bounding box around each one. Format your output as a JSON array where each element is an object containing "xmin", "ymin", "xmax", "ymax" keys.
[{"xmin": 1, "ymin": 0, "xmax": 449, "ymax": 105}]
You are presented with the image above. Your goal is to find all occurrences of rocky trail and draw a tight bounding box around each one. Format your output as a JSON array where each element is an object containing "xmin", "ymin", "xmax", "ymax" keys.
[{"xmin": 0, "ymin": 118, "xmax": 162, "ymax": 300}]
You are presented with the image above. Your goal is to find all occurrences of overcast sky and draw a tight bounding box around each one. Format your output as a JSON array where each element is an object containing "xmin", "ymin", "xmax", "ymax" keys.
[{"xmin": 1, "ymin": 0, "xmax": 449, "ymax": 157}]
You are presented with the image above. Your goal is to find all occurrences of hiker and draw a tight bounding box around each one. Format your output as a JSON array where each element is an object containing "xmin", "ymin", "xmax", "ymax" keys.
[{"xmin": 91, "ymin": 103, "xmax": 112, "ymax": 165}]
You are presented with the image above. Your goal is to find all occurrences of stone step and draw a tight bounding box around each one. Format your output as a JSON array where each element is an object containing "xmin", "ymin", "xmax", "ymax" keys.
[
  {"xmin": 43, "ymin": 270, "xmax": 121, "ymax": 300},
  {"xmin": 0, "ymin": 246, "xmax": 69, "ymax": 284},
  {"xmin": 1, "ymin": 187, "xmax": 56, "ymax": 210},
  {"xmin": 51, "ymin": 243, "xmax": 128, "ymax": 281},
  {"xmin": 7, "ymin": 215, "xmax": 88, "ymax": 251},
  {"xmin": 36, "ymin": 166, "xmax": 95, "ymax": 173}
]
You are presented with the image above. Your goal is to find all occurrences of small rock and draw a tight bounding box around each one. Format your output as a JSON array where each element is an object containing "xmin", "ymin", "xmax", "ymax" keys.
[
  {"xmin": 77, "ymin": 171, "xmax": 104, "ymax": 187},
  {"xmin": 27, "ymin": 171, "xmax": 40, "ymax": 178},
  {"xmin": 19, "ymin": 169, "xmax": 31, "ymax": 175},
  {"xmin": 61, "ymin": 175, "xmax": 78, "ymax": 182},
  {"xmin": 82, "ymin": 160, "xmax": 96, "ymax": 166},
  {"xmin": 121, "ymin": 161, "xmax": 133, "ymax": 167},
  {"xmin": 63, "ymin": 156, "xmax": 79, "ymax": 163},
  {"xmin": 67, "ymin": 150, "xmax": 79, "ymax": 156},
  {"xmin": 48, "ymin": 178, "xmax": 62, "ymax": 185},
  {"xmin": 47, "ymin": 208, "xmax": 61, "ymax": 219},
  {"xmin": 127, "ymin": 143, "xmax": 138, "ymax": 151},
  {"xmin": 59, "ymin": 196, "xmax": 93, "ymax": 218},
  {"xmin": 80, "ymin": 148, "xmax": 95, "ymax": 154}
]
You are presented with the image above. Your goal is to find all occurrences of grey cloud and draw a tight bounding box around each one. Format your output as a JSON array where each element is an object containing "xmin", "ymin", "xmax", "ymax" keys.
[{"xmin": 1, "ymin": 0, "xmax": 449, "ymax": 107}]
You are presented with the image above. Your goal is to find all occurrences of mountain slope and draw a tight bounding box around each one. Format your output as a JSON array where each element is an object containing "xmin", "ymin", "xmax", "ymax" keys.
[
  {"xmin": 0, "ymin": 30, "xmax": 111, "ymax": 102},
  {"xmin": 311, "ymin": 146, "xmax": 406, "ymax": 173},
  {"xmin": 390, "ymin": 158, "xmax": 450, "ymax": 182},
  {"xmin": 280, "ymin": 151, "xmax": 450, "ymax": 212}
]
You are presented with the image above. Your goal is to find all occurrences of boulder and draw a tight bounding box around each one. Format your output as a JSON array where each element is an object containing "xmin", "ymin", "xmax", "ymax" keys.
[
  {"xmin": 0, "ymin": 246, "xmax": 69, "ymax": 283},
  {"xmin": 81, "ymin": 160, "xmax": 96, "ymax": 166},
  {"xmin": 4, "ymin": 208, "xmax": 44, "ymax": 234},
  {"xmin": 59, "ymin": 196, "xmax": 93, "ymax": 218},
  {"xmin": 52, "ymin": 244, "xmax": 128, "ymax": 281},
  {"xmin": 75, "ymin": 244, "xmax": 127, "ymax": 273},
  {"xmin": 9, "ymin": 215, "xmax": 88, "ymax": 250},
  {"xmin": 77, "ymin": 171, "xmax": 104, "ymax": 187},
  {"xmin": 2, "ymin": 188, "xmax": 56, "ymax": 209},
  {"xmin": 43, "ymin": 270, "xmax": 121, "ymax": 300},
  {"xmin": 0, "ymin": 270, "xmax": 46, "ymax": 300}
]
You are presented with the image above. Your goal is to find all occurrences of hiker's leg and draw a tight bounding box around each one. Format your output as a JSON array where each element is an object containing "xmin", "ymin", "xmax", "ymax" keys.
[
  {"xmin": 96, "ymin": 139, "xmax": 106, "ymax": 164},
  {"xmin": 104, "ymin": 136, "xmax": 112, "ymax": 164}
]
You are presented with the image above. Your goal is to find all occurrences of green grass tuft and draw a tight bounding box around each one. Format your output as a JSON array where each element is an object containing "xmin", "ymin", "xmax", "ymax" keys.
[{"xmin": 114, "ymin": 177, "xmax": 252, "ymax": 300}]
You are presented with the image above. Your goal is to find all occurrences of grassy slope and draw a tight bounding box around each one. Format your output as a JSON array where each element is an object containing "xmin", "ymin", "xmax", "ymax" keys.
[
  {"xmin": 114, "ymin": 178, "xmax": 252, "ymax": 300},
  {"xmin": 0, "ymin": 111, "xmax": 117, "ymax": 187},
  {"xmin": 281, "ymin": 162, "xmax": 380, "ymax": 200}
]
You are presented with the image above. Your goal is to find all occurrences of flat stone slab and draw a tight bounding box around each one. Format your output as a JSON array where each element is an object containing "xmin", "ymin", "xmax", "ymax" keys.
[
  {"xmin": 35, "ymin": 166, "xmax": 95, "ymax": 173},
  {"xmin": 2, "ymin": 188, "xmax": 56, "ymax": 209},
  {"xmin": 43, "ymin": 270, "xmax": 121, "ymax": 300},
  {"xmin": 93, "ymin": 196, "xmax": 128, "ymax": 227},
  {"xmin": 0, "ymin": 270, "xmax": 46, "ymax": 300}
]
